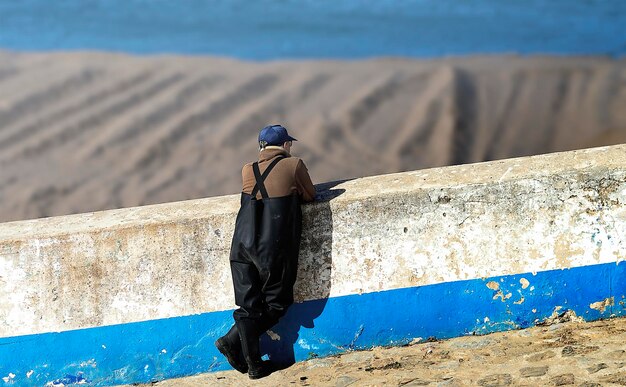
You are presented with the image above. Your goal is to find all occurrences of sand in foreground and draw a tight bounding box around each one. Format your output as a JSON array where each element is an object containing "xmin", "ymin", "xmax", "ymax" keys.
[{"xmin": 129, "ymin": 316, "xmax": 626, "ymax": 386}]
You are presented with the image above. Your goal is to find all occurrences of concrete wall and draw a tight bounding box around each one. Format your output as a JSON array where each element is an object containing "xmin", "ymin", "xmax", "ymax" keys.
[{"xmin": 0, "ymin": 145, "xmax": 625, "ymax": 386}]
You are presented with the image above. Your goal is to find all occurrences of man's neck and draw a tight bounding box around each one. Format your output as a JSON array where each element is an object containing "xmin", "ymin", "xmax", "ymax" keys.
[{"xmin": 262, "ymin": 145, "xmax": 287, "ymax": 152}]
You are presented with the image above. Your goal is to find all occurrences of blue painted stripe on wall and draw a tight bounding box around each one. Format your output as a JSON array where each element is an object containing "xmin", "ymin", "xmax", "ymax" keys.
[{"xmin": 1, "ymin": 261, "xmax": 624, "ymax": 386}]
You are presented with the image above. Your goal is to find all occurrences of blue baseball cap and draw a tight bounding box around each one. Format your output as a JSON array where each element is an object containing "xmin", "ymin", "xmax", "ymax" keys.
[{"xmin": 258, "ymin": 124, "xmax": 297, "ymax": 146}]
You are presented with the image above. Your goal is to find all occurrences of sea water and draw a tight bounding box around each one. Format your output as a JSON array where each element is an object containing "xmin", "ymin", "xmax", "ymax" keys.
[{"xmin": 0, "ymin": 0, "xmax": 624, "ymax": 59}]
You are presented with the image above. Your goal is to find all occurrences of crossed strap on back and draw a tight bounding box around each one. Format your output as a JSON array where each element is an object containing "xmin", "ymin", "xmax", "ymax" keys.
[{"xmin": 251, "ymin": 156, "xmax": 285, "ymax": 199}]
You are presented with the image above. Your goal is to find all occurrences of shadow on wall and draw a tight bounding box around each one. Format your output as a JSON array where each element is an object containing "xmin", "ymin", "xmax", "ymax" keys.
[{"xmin": 260, "ymin": 180, "xmax": 348, "ymax": 366}]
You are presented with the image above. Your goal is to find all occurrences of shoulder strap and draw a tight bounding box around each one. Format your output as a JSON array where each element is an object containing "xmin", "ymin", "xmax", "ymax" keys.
[{"xmin": 251, "ymin": 156, "xmax": 284, "ymax": 199}]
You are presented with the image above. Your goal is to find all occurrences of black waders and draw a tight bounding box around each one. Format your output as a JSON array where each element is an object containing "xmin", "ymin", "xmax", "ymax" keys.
[{"xmin": 217, "ymin": 156, "xmax": 302, "ymax": 379}]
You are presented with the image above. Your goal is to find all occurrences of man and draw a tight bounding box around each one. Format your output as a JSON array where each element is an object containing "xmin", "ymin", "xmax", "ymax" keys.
[{"xmin": 215, "ymin": 124, "xmax": 315, "ymax": 379}]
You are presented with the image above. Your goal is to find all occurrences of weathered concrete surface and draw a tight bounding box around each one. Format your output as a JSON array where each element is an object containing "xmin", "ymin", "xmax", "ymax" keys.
[
  {"xmin": 134, "ymin": 316, "xmax": 626, "ymax": 387},
  {"xmin": 0, "ymin": 144, "xmax": 625, "ymax": 337}
]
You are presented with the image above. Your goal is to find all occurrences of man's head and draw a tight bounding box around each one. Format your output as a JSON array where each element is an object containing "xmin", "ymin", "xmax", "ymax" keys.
[{"xmin": 258, "ymin": 124, "xmax": 297, "ymax": 151}]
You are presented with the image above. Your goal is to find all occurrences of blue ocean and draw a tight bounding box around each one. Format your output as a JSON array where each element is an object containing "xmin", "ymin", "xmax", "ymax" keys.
[{"xmin": 0, "ymin": 0, "xmax": 624, "ymax": 59}]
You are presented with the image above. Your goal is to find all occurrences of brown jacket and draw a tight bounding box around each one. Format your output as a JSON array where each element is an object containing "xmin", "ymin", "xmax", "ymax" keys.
[{"xmin": 242, "ymin": 147, "xmax": 315, "ymax": 202}]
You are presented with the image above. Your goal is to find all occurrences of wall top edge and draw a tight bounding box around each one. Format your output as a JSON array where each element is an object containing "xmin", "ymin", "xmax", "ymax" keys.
[{"xmin": 0, "ymin": 144, "xmax": 624, "ymax": 243}]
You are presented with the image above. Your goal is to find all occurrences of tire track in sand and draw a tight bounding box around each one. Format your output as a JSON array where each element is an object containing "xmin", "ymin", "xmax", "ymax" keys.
[
  {"xmin": 1, "ymin": 72, "xmax": 185, "ymax": 161},
  {"xmin": 0, "ymin": 72, "xmax": 153, "ymax": 153}
]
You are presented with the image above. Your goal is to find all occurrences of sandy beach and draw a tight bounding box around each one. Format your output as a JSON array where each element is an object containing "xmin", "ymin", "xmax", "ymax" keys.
[{"xmin": 0, "ymin": 52, "xmax": 625, "ymax": 222}]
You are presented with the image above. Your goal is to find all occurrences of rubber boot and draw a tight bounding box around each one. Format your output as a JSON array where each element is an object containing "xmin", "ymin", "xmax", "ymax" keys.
[
  {"xmin": 215, "ymin": 324, "xmax": 248, "ymax": 373},
  {"xmin": 236, "ymin": 319, "xmax": 272, "ymax": 379}
]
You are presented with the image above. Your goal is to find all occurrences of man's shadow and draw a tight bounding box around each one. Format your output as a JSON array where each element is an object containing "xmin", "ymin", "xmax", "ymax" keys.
[{"xmin": 260, "ymin": 180, "xmax": 348, "ymax": 368}]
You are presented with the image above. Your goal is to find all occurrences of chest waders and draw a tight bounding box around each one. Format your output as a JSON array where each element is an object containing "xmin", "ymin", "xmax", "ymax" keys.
[{"xmin": 227, "ymin": 156, "xmax": 303, "ymax": 378}]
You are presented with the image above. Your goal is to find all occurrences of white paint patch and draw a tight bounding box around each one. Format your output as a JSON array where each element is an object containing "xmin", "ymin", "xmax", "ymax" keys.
[
  {"xmin": 298, "ymin": 339, "xmax": 311, "ymax": 350},
  {"xmin": 161, "ymin": 349, "xmax": 167, "ymax": 354},
  {"xmin": 519, "ymin": 278, "xmax": 530, "ymax": 289},
  {"xmin": 590, "ymin": 297, "xmax": 614, "ymax": 313},
  {"xmin": 2, "ymin": 373, "xmax": 15, "ymax": 383},
  {"xmin": 483, "ymin": 317, "xmax": 490, "ymax": 323},
  {"xmin": 101, "ymin": 345, "xmax": 106, "ymax": 349},
  {"xmin": 266, "ymin": 330, "xmax": 281, "ymax": 341},
  {"xmin": 79, "ymin": 359, "xmax": 97, "ymax": 368},
  {"xmin": 26, "ymin": 370, "xmax": 33, "ymax": 378},
  {"xmin": 113, "ymin": 366, "xmax": 129, "ymax": 379}
]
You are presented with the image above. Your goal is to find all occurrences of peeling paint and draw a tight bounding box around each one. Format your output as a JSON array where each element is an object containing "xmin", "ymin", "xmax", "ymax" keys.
[
  {"xmin": 1, "ymin": 373, "xmax": 15, "ymax": 383},
  {"xmin": 520, "ymin": 278, "xmax": 530, "ymax": 289},
  {"xmin": 79, "ymin": 359, "xmax": 97, "ymax": 368},
  {"xmin": 45, "ymin": 373, "xmax": 89, "ymax": 386},
  {"xmin": 486, "ymin": 281, "xmax": 500, "ymax": 290},
  {"xmin": 493, "ymin": 291, "xmax": 513, "ymax": 302},
  {"xmin": 590, "ymin": 297, "xmax": 614, "ymax": 313},
  {"xmin": 298, "ymin": 338, "xmax": 311, "ymax": 350},
  {"xmin": 409, "ymin": 338, "xmax": 423, "ymax": 345},
  {"xmin": 266, "ymin": 330, "xmax": 281, "ymax": 341},
  {"xmin": 539, "ymin": 307, "xmax": 584, "ymax": 326},
  {"xmin": 348, "ymin": 325, "xmax": 365, "ymax": 350}
]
